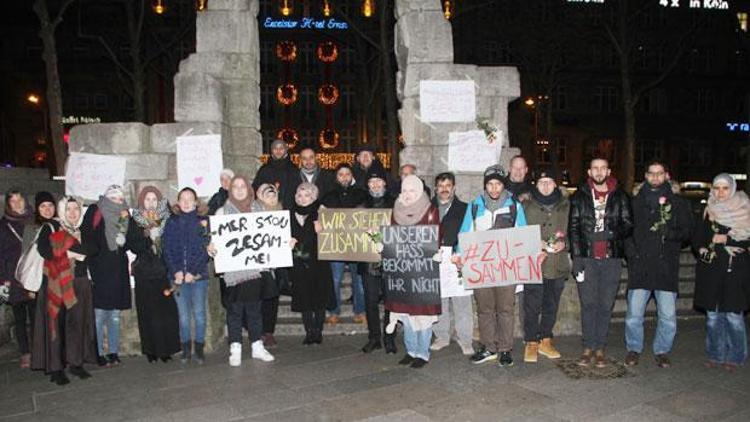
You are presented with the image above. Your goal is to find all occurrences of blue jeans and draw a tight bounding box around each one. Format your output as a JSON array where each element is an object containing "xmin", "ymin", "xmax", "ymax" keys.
[
  {"xmin": 402, "ymin": 318, "xmax": 432, "ymax": 361},
  {"xmin": 330, "ymin": 262, "xmax": 364, "ymax": 315},
  {"xmin": 174, "ymin": 280, "xmax": 208, "ymax": 344},
  {"xmin": 95, "ymin": 309, "xmax": 121, "ymax": 356},
  {"xmin": 706, "ymin": 310, "xmax": 748, "ymax": 366},
  {"xmin": 625, "ymin": 289, "xmax": 677, "ymax": 355}
]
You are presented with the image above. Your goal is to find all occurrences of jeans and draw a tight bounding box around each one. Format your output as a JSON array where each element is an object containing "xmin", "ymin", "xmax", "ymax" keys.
[
  {"xmin": 402, "ymin": 318, "xmax": 432, "ymax": 361},
  {"xmin": 433, "ymin": 296, "xmax": 474, "ymax": 347},
  {"xmin": 330, "ymin": 262, "xmax": 364, "ymax": 315},
  {"xmin": 706, "ymin": 310, "xmax": 748, "ymax": 366},
  {"xmin": 523, "ymin": 277, "xmax": 566, "ymax": 341},
  {"xmin": 576, "ymin": 258, "xmax": 621, "ymax": 351},
  {"xmin": 95, "ymin": 308, "xmax": 121, "ymax": 355},
  {"xmin": 174, "ymin": 280, "xmax": 208, "ymax": 343},
  {"xmin": 625, "ymin": 289, "xmax": 677, "ymax": 355},
  {"xmin": 227, "ymin": 300, "xmax": 262, "ymax": 344}
]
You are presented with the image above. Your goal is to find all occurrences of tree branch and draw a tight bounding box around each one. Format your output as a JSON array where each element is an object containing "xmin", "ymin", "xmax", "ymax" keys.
[
  {"xmin": 331, "ymin": 3, "xmax": 381, "ymax": 52},
  {"xmin": 51, "ymin": 0, "xmax": 76, "ymax": 29}
]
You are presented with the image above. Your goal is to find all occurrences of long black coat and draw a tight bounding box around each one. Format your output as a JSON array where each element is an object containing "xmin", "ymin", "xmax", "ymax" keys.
[
  {"xmin": 569, "ymin": 181, "xmax": 633, "ymax": 259},
  {"xmin": 290, "ymin": 211, "xmax": 335, "ymax": 312},
  {"xmin": 252, "ymin": 156, "xmax": 299, "ymax": 210},
  {"xmin": 625, "ymin": 184, "xmax": 693, "ymax": 292},
  {"xmin": 433, "ymin": 196, "xmax": 468, "ymax": 252},
  {"xmin": 0, "ymin": 216, "xmax": 30, "ymax": 304},
  {"xmin": 321, "ymin": 184, "xmax": 367, "ymax": 208},
  {"xmin": 692, "ymin": 218, "xmax": 750, "ymax": 313}
]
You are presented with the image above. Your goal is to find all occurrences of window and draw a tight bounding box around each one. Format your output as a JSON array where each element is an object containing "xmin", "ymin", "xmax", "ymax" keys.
[
  {"xmin": 688, "ymin": 48, "xmax": 711, "ymax": 73},
  {"xmin": 695, "ymin": 88, "xmax": 715, "ymax": 114},
  {"xmin": 481, "ymin": 41, "xmax": 513, "ymax": 64},
  {"xmin": 73, "ymin": 44, "xmax": 90, "ymax": 59},
  {"xmin": 537, "ymin": 138, "xmax": 567, "ymax": 164},
  {"xmin": 300, "ymin": 42, "xmax": 317, "ymax": 74},
  {"xmin": 639, "ymin": 89, "xmax": 665, "ymax": 114},
  {"xmin": 300, "ymin": 85, "xmax": 314, "ymax": 119},
  {"xmin": 635, "ymin": 139, "xmax": 663, "ymax": 166},
  {"xmin": 593, "ymin": 86, "xmax": 619, "ymax": 112},
  {"xmin": 260, "ymin": 42, "xmax": 275, "ymax": 74},
  {"xmin": 739, "ymin": 12, "xmax": 748, "ymax": 32},
  {"xmin": 340, "ymin": 85, "xmax": 354, "ymax": 119},
  {"xmin": 679, "ymin": 141, "xmax": 712, "ymax": 166},
  {"xmin": 553, "ymin": 86, "xmax": 568, "ymax": 111},
  {"xmin": 261, "ymin": 84, "xmax": 275, "ymax": 119},
  {"xmin": 635, "ymin": 46, "xmax": 648, "ymax": 70},
  {"xmin": 74, "ymin": 94, "xmax": 89, "ymax": 110},
  {"xmin": 93, "ymin": 94, "xmax": 108, "ymax": 110}
]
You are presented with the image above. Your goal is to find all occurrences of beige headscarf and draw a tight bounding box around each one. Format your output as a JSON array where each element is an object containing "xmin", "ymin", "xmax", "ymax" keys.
[{"xmin": 706, "ymin": 173, "xmax": 750, "ymax": 241}]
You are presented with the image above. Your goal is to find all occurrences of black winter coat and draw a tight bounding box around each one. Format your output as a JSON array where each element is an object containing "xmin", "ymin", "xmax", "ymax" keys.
[
  {"xmin": 252, "ymin": 156, "xmax": 300, "ymax": 209},
  {"xmin": 353, "ymin": 160, "xmax": 389, "ymax": 191},
  {"xmin": 0, "ymin": 216, "xmax": 29, "ymax": 304},
  {"xmin": 290, "ymin": 210, "xmax": 335, "ymax": 312},
  {"xmin": 433, "ymin": 197, "xmax": 468, "ymax": 251},
  {"xmin": 207, "ymin": 188, "xmax": 228, "ymax": 216},
  {"xmin": 569, "ymin": 182, "xmax": 633, "ymax": 259},
  {"xmin": 292, "ymin": 168, "xmax": 336, "ymax": 201},
  {"xmin": 625, "ymin": 184, "xmax": 693, "ymax": 292},
  {"xmin": 321, "ymin": 184, "xmax": 368, "ymax": 208}
]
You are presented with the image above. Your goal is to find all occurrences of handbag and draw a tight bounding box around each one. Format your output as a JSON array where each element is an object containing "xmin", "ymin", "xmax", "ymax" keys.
[{"xmin": 14, "ymin": 223, "xmax": 53, "ymax": 293}]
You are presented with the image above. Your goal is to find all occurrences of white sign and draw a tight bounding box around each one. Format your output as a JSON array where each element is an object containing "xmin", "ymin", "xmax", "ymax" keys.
[
  {"xmin": 419, "ymin": 80, "xmax": 476, "ymax": 123},
  {"xmin": 176, "ymin": 134, "xmax": 223, "ymax": 198},
  {"xmin": 65, "ymin": 152, "xmax": 126, "ymax": 201},
  {"xmin": 448, "ymin": 130, "xmax": 502, "ymax": 172},
  {"xmin": 209, "ymin": 211, "xmax": 293, "ymax": 273},
  {"xmin": 439, "ymin": 246, "xmax": 472, "ymax": 298}
]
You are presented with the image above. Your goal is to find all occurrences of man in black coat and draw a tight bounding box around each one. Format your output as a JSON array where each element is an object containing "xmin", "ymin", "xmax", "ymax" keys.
[
  {"xmin": 623, "ymin": 160, "xmax": 692, "ymax": 368},
  {"xmin": 569, "ymin": 157, "xmax": 633, "ymax": 368},
  {"xmin": 352, "ymin": 145, "xmax": 389, "ymax": 191},
  {"xmin": 207, "ymin": 169, "xmax": 234, "ymax": 215},
  {"xmin": 252, "ymin": 139, "xmax": 299, "ymax": 210},
  {"xmin": 295, "ymin": 147, "xmax": 335, "ymax": 200}
]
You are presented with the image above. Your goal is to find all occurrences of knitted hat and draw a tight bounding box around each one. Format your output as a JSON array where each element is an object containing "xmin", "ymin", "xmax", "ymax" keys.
[
  {"xmin": 483, "ymin": 164, "xmax": 508, "ymax": 187},
  {"xmin": 535, "ymin": 169, "xmax": 558, "ymax": 184},
  {"xmin": 367, "ymin": 168, "xmax": 388, "ymax": 183},
  {"xmin": 34, "ymin": 191, "xmax": 55, "ymax": 209}
]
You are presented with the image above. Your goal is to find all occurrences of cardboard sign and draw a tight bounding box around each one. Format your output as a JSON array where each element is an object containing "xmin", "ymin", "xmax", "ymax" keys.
[
  {"xmin": 448, "ymin": 130, "xmax": 503, "ymax": 173},
  {"xmin": 65, "ymin": 153, "xmax": 126, "ymax": 201},
  {"xmin": 317, "ymin": 208, "xmax": 392, "ymax": 262},
  {"xmin": 439, "ymin": 246, "xmax": 472, "ymax": 298},
  {"xmin": 419, "ymin": 80, "xmax": 476, "ymax": 122},
  {"xmin": 209, "ymin": 211, "xmax": 292, "ymax": 273},
  {"xmin": 458, "ymin": 225, "xmax": 544, "ymax": 289},
  {"xmin": 176, "ymin": 134, "xmax": 223, "ymax": 198},
  {"xmin": 381, "ymin": 225, "xmax": 441, "ymax": 308}
]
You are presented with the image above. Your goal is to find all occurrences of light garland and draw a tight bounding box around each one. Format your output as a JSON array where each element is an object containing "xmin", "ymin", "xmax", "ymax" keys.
[{"xmin": 260, "ymin": 153, "xmax": 391, "ymax": 170}]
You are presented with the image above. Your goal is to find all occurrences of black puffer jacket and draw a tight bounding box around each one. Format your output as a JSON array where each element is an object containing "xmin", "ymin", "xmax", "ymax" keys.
[
  {"xmin": 321, "ymin": 184, "xmax": 367, "ymax": 208},
  {"xmin": 569, "ymin": 180, "xmax": 633, "ymax": 259},
  {"xmin": 252, "ymin": 156, "xmax": 299, "ymax": 209}
]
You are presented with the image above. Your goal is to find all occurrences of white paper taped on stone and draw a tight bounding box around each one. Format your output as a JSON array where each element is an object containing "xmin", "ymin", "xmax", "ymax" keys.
[
  {"xmin": 439, "ymin": 246, "xmax": 473, "ymax": 298},
  {"xmin": 65, "ymin": 152, "xmax": 127, "ymax": 201},
  {"xmin": 176, "ymin": 134, "xmax": 223, "ymax": 198},
  {"xmin": 419, "ymin": 80, "xmax": 476, "ymax": 123},
  {"xmin": 447, "ymin": 130, "xmax": 502, "ymax": 172}
]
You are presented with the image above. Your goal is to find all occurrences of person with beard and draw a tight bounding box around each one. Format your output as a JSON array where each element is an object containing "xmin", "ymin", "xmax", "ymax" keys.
[
  {"xmin": 321, "ymin": 163, "xmax": 367, "ymax": 325},
  {"xmin": 506, "ymin": 156, "xmax": 533, "ymax": 202},
  {"xmin": 289, "ymin": 182, "xmax": 335, "ymax": 346},
  {"xmin": 623, "ymin": 160, "xmax": 693, "ymax": 368},
  {"xmin": 209, "ymin": 177, "xmax": 275, "ymax": 366},
  {"xmin": 295, "ymin": 147, "xmax": 335, "ymax": 200},
  {"xmin": 360, "ymin": 169, "xmax": 398, "ymax": 354},
  {"xmin": 0, "ymin": 189, "xmax": 34, "ymax": 368},
  {"xmin": 352, "ymin": 145, "xmax": 388, "ymax": 191},
  {"xmin": 208, "ymin": 169, "xmax": 235, "ymax": 215},
  {"xmin": 253, "ymin": 139, "xmax": 299, "ymax": 210},
  {"xmin": 128, "ymin": 186, "xmax": 181, "ymax": 363},
  {"xmin": 521, "ymin": 170, "xmax": 569, "ymax": 364},
  {"xmin": 429, "ymin": 172, "xmax": 474, "ymax": 356},
  {"xmin": 81, "ymin": 185, "xmax": 137, "ymax": 367},
  {"xmin": 569, "ymin": 158, "xmax": 633, "ymax": 368},
  {"xmin": 32, "ymin": 196, "xmax": 97, "ymax": 385},
  {"xmin": 692, "ymin": 174, "xmax": 750, "ymax": 372},
  {"xmin": 255, "ymin": 183, "xmax": 284, "ymax": 349},
  {"xmin": 459, "ymin": 165, "xmax": 527, "ymax": 368}
]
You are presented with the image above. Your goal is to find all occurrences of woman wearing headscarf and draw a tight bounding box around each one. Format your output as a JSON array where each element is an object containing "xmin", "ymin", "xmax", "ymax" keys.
[
  {"xmin": 255, "ymin": 183, "xmax": 284, "ymax": 349},
  {"xmin": 80, "ymin": 185, "xmax": 136, "ymax": 367},
  {"xmin": 0, "ymin": 188, "xmax": 34, "ymax": 368},
  {"xmin": 209, "ymin": 176, "xmax": 275, "ymax": 366},
  {"xmin": 31, "ymin": 195, "xmax": 97, "ymax": 385},
  {"xmin": 693, "ymin": 173, "xmax": 750, "ymax": 372},
  {"xmin": 289, "ymin": 182, "xmax": 334, "ymax": 345},
  {"xmin": 385, "ymin": 175, "xmax": 441, "ymax": 369},
  {"xmin": 128, "ymin": 186, "xmax": 181, "ymax": 363}
]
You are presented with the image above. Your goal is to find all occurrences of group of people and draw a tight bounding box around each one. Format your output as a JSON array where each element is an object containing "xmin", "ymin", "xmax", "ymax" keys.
[{"xmin": 1, "ymin": 139, "xmax": 749, "ymax": 385}]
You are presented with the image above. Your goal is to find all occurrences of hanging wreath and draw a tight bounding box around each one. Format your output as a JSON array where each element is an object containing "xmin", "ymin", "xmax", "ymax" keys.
[
  {"xmin": 276, "ymin": 41, "xmax": 298, "ymax": 62},
  {"xmin": 277, "ymin": 128, "xmax": 300, "ymax": 149},
  {"xmin": 316, "ymin": 41, "xmax": 339, "ymax": 63},
  {"xmin": 276, "ymin": 83, "xmax": 298, "ymax": 106},
  {"xmin": 317, "ymin": 84, "xmax": 340, "ymax": 106},
  {"xmin": 318, "ymin": 129, "xmax": 340, "ymax": 150}
]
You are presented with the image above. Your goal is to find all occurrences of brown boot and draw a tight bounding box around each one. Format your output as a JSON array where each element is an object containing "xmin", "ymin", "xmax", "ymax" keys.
[
  {"xmin": 624, "ymin": 351, "xmax": 640, "ymax": 367},
  {"xmin": 594, "ymin": 350, "xmax": 607, "ymax": 368},
  {"xmin": 576, "ymin": 348, "xmax": 593, "ymax": 367},
  {"xmin": 524, "ymin": 342, "xmax": 539, "ymax": 363},
  {"xmin": 538, "ymin": 338, "xmax": 561, "ymax": 359}
]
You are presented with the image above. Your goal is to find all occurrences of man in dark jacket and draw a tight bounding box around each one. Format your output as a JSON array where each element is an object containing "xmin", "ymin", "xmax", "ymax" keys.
[
  {"xmin": 252, "ymin": 139, "xmax": 299, "ymax": 210},
  {"xmin": 623, "ymin": 160, "xmax": 692, "ymax": 368},
  {"xmin": 207, "ymin": 169, "xmax": 234, "ymax": 215},
  {"xmin": 352, "ymin": 145, "xmax": 388, "ymax": 191},
  {"xmin": 569, "ymin": 157, "xmax": 633, "ymax": 368},
  {"xmin": 295, "ymin": 147, "xmax": 335, "ymax": 200}
]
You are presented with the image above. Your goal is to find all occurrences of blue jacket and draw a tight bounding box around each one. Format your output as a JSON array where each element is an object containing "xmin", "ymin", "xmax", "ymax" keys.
[
  {"xmin": 162, "ymin": 210, "xmax": 210, "ymax": 280},
  {"xmin": 457, "ymin": 194, "xmax": 527, "ymax": 252}
]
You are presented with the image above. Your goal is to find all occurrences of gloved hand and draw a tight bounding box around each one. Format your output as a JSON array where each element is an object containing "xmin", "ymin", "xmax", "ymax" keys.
[{"xmin": 571, "ymin": 257, "xmax": 585, "ymax": 276}]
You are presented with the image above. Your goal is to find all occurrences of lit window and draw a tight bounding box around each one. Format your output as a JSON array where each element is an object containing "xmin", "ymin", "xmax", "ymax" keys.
[{"xmin": 739, "ymin": 12, "xmax": 748, "ymax": 32}]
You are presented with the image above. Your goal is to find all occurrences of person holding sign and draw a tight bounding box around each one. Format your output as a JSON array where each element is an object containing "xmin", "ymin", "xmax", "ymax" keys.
[
  {"xmin": 255, "ymin": 183, "xmax": 284, "ymax": 349},
  {"xmin": 386, "ymin": 175, "xmax": 441, "ymax": 369},
  {"xmin": 289, "ymin": 183, "xmax": 335, "ymax": 345},
  {"xmin": 162, "ymin": 188, "xmax": 211, "ymax": 364},
  {"xmin": 210, "ymin": 176, "xmax": 275, "ymax": 366},
  {"xmin": 458, "ymin": 165, "xmax": 527, "ymax": 368}
]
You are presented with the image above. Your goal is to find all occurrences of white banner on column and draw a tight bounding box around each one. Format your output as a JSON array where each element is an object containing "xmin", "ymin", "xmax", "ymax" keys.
[
  {"xmin": 448, "ymin": 130, "xmax": 502, "ymax": 173},
  {"xmin": 65, "ymin": 152, "xmax": 126, "ymax": 201},
  {"xmin": 439, "ymin": 246, "xmax": 473, "ymax": 298},
  {"xmin": 176, "ymin": 134, "xmax": 223, "ymax": 198},
  {"xmin": 419, "ymin": 80, "xmax": 476, "ymax": 123},
  {"xmin": 210, "ymin": 211, "xmax": 293, "ymax": 273}
]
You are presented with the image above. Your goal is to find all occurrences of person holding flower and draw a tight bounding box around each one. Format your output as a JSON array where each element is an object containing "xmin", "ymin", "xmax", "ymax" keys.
[
  {"xmin": 521, "ymin": 169, "xmax": 570, "ymax": 364},
  {"xmin": 623, "ymin": 160, "xmax": 693, "ymax": 368},
  {"xmin": 692, "ymin": 173, "xmax": 750, "ymax": 372}
]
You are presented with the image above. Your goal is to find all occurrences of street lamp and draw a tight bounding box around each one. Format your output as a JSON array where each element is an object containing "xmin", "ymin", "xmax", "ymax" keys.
[{"xmin": 27, "ymin": 94, "xmax": 40, "ymax": 105}]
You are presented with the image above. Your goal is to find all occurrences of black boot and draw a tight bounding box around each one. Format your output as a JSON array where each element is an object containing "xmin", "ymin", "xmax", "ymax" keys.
[
  {"xmin": 69, "ymin": 366, "xmax": 92, "ymax": 380},
  {"xmin": 50, "ymin": 370, "xmax": 70, "ymax": 386},
  {"xmin": 106, "ymin": 353, "xmax": 121, "ymax": 366},
  {"xmin": 362, "ymin": 339, "xmax": 382, "ymax": 353},
  {"xmin": 146, "ymin": 354, "xmax": 157, "ymax": 363},
  {"xmin": 180, "ymin": 342, "xmax": 191, "ymax": 364},
  {"xmin": 384, "ymin": 334, "xmax": 397, "ymax": 354},
  {"xmin": 303, "ymin": 331, "xmax": 313, "ymax": 345},
  {"xmin": 194, "ymin": 342, "xmax": 205, "ymax": 364}
]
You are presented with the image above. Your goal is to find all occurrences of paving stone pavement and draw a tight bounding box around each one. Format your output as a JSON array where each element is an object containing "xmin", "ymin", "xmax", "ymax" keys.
[{"xmin": 1, "ymin": 319, "xmax": 749, "ymax": 422}]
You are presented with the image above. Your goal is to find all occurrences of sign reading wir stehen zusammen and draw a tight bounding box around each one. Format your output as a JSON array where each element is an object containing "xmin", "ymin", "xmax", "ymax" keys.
[
  {"xmin": 381, "ymin": 225, "xmax": 441, "ymax": 307},
  {"xmin": 317, "ymin": 208, "xmax": 392, "ymax": 262}
]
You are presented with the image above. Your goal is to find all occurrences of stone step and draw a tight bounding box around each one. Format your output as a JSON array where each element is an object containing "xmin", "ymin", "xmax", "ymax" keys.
[
  {"xmin": 612, "ymin": 296, "xmax": 694, "ymax": 314},
  {"xmin": 273, "ymin": 317, "xmax": 368, "ymax": 336},
  {"xmin": 611, "ymin": 308, "xmax": 701, "ymax": 323}
]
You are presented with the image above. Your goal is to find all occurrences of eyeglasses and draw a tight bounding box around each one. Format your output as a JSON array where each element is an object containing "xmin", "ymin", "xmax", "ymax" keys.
[{"xmin": 646, "ymin": 171, "xmax": 665, "ymax": 177}]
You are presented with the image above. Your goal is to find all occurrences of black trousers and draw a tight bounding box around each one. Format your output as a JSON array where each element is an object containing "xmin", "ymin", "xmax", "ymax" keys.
[
  {"xmin": 301, "ymin": 309, "xmax": 325, "ymax": 335},
  {"xmin": 576, "ymin": 258, "xmax": 622, "ymax": 350},
  {"xmin": 523, "ymin": 277, "xmax": 566, "ymax": 341},
  {"xmin": 12, "ymin": 300, "xmax": 36, "ymax": 354},
  {"xmin": 262, "ymin": 297, "xmax": 279, "ymax": 334},
  {"xmin": 363, "ymin": 272, "xmax": 389, "ymax": 341},
  {"xmin": 227, "ymin": 300, "xmax": 262, "ymax": 344}
]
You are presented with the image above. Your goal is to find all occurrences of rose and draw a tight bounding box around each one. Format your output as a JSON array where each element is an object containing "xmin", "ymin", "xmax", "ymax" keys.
[
  {"xmin": 555, "ymin": 230, "xmax": 566, "ymax": 239},
  {"xmin": 658, "ymin": 196, "xmax": 667, "ymax": 205}
]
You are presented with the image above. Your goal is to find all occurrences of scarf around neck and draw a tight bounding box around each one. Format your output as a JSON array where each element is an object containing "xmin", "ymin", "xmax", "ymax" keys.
[
  {"xmin": 393, "ymin": 192, "xmax": 431, "ymax": 225},
  {"xmin": 437, "ymin": 196, "xmax": 455, "ymax": 221},
  {"xmin": 707, "ymin": 190, "xmax": 750, "ymax": 241},
  {"xmin": 642, "ymin": 182, "xmax": 671, "ymax": 211},
  {"xmin": 531, "ymin": 187, "xmax": 562, "ymax": 208},
  {"xmin": 97, "ymin": 196, "xmax": 129, "ymax": 251},
  {"xmin": 482, "ymin": 190, "xmax": 511, "ymax": 213},
  {"xmin": 4, "ymin": 204, "xmax": 33, "ymax": 224}
]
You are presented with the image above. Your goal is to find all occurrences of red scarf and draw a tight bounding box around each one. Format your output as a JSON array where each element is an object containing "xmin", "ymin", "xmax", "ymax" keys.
[{"xmin": 44, "ymin": 230, "xmax": 78, "ymax": 340}]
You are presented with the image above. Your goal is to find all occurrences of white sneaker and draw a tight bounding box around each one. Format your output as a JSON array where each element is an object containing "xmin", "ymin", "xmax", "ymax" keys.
[
  {"xmin": 229, "ymin": 342, "xmax": 242, "ymax": 367},
  {"xmin": 459, "ymin": 343, "xmax": 475, "ymax": 356},
  {"xmin": 251, "ymin": 340, "xmax": 275, "ymax": 362},
  {"xmin": 430, "ymin": 338, "xmax": 450, "ymax": 351}
]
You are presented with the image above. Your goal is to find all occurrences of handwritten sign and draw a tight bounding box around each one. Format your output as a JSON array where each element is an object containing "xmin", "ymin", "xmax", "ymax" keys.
[
  {"xmin": 448, "ymin": 130, "xmax": 503, "ymax": 172},
  {"xmin": 439, "ymin": 247, "xmax": 472, "ymax": 298},
  {"xmin": 176, "ymin": 134, "xmax": 223, "ymax": 198},
  {"xmin": 419, "ymin": 80, "xmax": 476, "ymax": 123},
  {"xmin": 209, "ymin": 211, "xmax": 292, "ymax": 273},
  {"xmin": 65, "ymin": 153, "xmax": 126, "ymax": 201},
  {"xmin": 382, "ymin": 225, "xmax": 441, "ymax": 309},
  {"xmin": 317, "ymin": 208, "xmax": 392, "ymax": 262},
  {"xmin": 458, "ymin": 225, "xmax": 544, "ymax": 289}
]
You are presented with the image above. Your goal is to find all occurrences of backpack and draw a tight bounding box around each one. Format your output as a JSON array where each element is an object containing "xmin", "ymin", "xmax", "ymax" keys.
[{"xmin": 14, "ymin": 223, "xmax": 54, "ymax": 293}]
